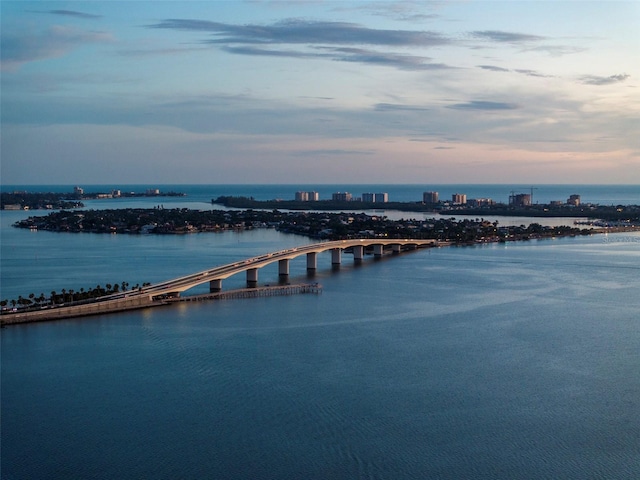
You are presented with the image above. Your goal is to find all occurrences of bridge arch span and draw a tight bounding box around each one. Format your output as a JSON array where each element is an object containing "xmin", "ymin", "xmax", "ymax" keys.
[{"xmin": 139, "ymin": 239, "xmax": 439, "ymax": 297}]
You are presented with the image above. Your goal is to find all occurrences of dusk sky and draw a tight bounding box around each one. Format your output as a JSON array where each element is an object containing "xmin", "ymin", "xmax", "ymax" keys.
[{"xmin": 1, "ymin": 1, "xmax": 638, "ymax": 185}]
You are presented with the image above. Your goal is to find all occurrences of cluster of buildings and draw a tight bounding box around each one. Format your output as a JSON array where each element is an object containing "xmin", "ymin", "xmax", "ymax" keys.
[
  {"xmin": 295, "ymin": 189, "xmax": 583, "ymax": 208},
  {"xmin": 422, "ymin": 191, "xmax": 493, "ymax": 207},
  {"xmin": 295, "ymin": 191, "xmax": 389, "ymax": 203}
]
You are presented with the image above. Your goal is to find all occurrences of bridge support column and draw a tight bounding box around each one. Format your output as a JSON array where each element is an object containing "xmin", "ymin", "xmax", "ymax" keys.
[
  {"xmin": 246, "ymin": 268, "xmax": 258, "ymax": 288},
  {"xmin": 279, "ymin": 259, "xmax": 290, "ymax": 277},
  {"xmin": 306, "ymin": 252, "xmax": 317, "ymax": 271},
  {"xmin": 373, "ymin": 244, "xmax": 384, "ymax": 258},
  {"xmin": 209, "ymin": 279, "xmax": 222, "ymax": 293},
  {"xmin": 331, "ymin": 248, "xmax": 342, "ymax": 265},
  {"xmin": 392, "ymin": 244, "xmax": 402, "ymax": 254},
  {"xmin": 353, "ymin": 245, "xmax": 364, "ymax": 263}
]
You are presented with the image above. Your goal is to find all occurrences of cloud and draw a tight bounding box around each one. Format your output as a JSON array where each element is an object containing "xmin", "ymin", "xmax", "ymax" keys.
[
  {"xmin": 48, "ymin": 10, "xmax": 102, "ymax": 19},
  {"xmin": 328, "ymin": 47, "xmax": 450, "ymax": 70},
  {"xmin": 478, "ymin": 65, "xmax": 554, "ymax": 78},
  {"xmin": 471, "ymin": 30, "xmax": 545, "ymax": 43},
  {"xmin": 148, "ymin": 18, "xmax": 454, "ymax": 71},
  {"xmin": 1, "ymin": 26, "xmax": 113, "ymax": 71},
  {"xmin": 149, "ymin": 18, "xmax": 451, "ymax": 47},
  {"xmin": 293, "ymin": 148, "xmax": 374, "ymax": 157},
  {"xmin": 219, "ymin": 43, "xmax": 452, "ymax": 71},
  {"xmin": 579, "ymin": 73, "xmax": 630, "ymax": 86},
  {"xmin": 514, "ymin": 69, "xmax": 553, "ymax": 78},
  {"xmin": 448, "ymin": 100, "xmax": 519, "ymax": 110},
  {"xmin": 523, "ymin": 45, "xmax": 587, "ymax": 56},
  {"xmin": 477, "ymin": 64, "xmax": 510, "ymax": 72},
  {"xmin": 374, "ymin": 103, "xmax": 430, "ymax": 112}
]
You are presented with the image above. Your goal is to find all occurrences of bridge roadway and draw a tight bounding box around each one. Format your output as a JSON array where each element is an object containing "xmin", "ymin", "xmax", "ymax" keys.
[{"xmin": 132, "ymin": 238, "xmax": 439, "ymax": 300}]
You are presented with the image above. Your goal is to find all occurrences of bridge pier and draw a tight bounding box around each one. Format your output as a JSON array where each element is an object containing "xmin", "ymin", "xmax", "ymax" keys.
[
  {"xmin": 353, "ymin": 245, "xmax": 364, "ymax": 263},
  {"xmin": 373, "ymin": 244, "xmax": 384, "ymax": 258},
  {"xmin": 246, "ymin": 268, "xmax": 258, "ymax": 288},
  {"xmin": 331, "ymin": 248, "xmax": 342, "ymax": 265},
  {"xmin": 392, "ymin": 244, "xmax": 402, "ymax": 254},
  {"xmin": 279, "ymin": 259, "xmax": 290, "ymax": 278},
  {"xmin": 306, "ymin": 252, "xmax": 317, "ymax": 271},
  {"xmin": 209, "ymin": 279, "xmax": 222, "ymax": 293}
]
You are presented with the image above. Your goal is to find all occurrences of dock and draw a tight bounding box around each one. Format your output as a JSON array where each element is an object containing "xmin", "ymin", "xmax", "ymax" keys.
[{"xmin": 168, "ymin": 283, "xmax": 322, "ymax": 303}]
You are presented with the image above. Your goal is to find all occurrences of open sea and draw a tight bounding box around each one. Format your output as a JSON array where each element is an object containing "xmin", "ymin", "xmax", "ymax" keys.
[{"xmin": 2, "ymin": 184, "xmax": 640, "ymax": 479}]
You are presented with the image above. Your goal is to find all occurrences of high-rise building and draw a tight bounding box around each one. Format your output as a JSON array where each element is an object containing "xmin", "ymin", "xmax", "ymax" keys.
[
  {"xmin": 567, "ymin": 194, "xmax": 581, "ymax": 206},
  {"xmin": 452, "ymin": 193, "xmax": 467, "ymax": 205},
  {"xmin": 362, "ymin": 193, "xmax": 375, "ymax": 203},
  {"xmin": 295, "ymin": 191, "xmax": 319, "ymax": 201},
  {"xmin": 374, "ymin": 193, "xmax": 388, "ymax": 203},
  {"xmin": 423, "ymin": 191, "xmax": 439, "ymax": 204},
  {"xmin": 509, "ymin": 193, "xmax": 531, "ymax": 206},
  {"xmin": 332, "ymin": 192, "xmax": 352, "ymax": 202}
]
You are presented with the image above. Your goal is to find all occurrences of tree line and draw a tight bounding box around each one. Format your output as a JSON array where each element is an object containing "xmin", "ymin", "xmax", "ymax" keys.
[{"xmin": 1, "ymin": 281, "xmax": 151, "ymax": 312}]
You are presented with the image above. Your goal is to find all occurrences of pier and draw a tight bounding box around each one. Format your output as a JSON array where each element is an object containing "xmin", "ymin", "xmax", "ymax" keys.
[{"xmin": 168, "ymin": 283, "xmax": 322, "ymax": 303}]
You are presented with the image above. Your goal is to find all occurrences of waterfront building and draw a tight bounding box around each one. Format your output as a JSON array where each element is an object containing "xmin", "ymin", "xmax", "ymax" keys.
[
  {"xmin": 112, "ymin": 190, "xmax": 121, "ymax": 198},
  {"xmin": 468, "ymin": 198, "xmax": 494, "ymax": 207},
  {"xmin": 332, "ymin": 192, "xmax": 352, "ymax": 202},
  {"xmin": 362, "ymin": 193, "xmax": 375, "ymax": 203},
  {"xmin": 509, "ymin": 193, "xmax": 531, "ymax": 207},
  {"xmin": 452, "ymin": 193, "xmax": 467, "ymax": 205},
  {"xmin": 295, "ymin": 191, "xmax": 319, "ymax": 201},
  {"xmin": 73, "ymin": 186, "xmax": 84, "ymax": 195},
  {"xmin": 374, "ymin": 193, "xmax": 388, "ymax": 203},
  {"xmin": 423, "ymin": 191, "xmax": 439, "ymax": 204},
  {"xmin": 567, "ymin": 194, "xmax": 581, "ymax": 206},
  {"xmin": 146, "ymin": 189, "xmax": 160, "ymax": 196}
]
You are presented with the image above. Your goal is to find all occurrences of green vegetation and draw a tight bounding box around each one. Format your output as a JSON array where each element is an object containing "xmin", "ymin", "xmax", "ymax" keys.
[{"xmin": 1, "ymin": 281, "xmax": 151, "ymax": 314}]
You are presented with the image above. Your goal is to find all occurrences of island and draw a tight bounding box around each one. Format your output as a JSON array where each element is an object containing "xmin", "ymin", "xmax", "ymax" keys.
[{"xmin": 1, "ymin": 188, "xmax": 185, "ymax": 211}]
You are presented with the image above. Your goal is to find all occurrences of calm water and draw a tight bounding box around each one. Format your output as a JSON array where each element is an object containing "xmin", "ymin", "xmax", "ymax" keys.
[{"xmin": 2, "ymin": 186, "xmax": 640, "ymax": 479}]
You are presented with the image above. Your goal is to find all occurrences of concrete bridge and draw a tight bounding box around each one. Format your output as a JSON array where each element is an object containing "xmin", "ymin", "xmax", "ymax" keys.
[
  {"xmin": 1, "ymin": 239, "xmax": 440, "ymax": 325},
  {"xmin": 141, "ymin": 238, "xmax": 440, "ymax": 299}
]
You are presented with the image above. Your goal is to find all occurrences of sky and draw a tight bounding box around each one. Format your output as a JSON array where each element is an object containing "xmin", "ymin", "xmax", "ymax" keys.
[{"xmin": 1, "ymin": 0, "xmax": 639, "ymax": 185}]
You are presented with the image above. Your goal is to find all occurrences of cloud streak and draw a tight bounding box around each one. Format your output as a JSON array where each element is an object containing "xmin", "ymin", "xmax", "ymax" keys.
[
  {"xmin": 448, "ymin": 100, "xmax": 519, "ymax": 110},
  {"xmin": 580, "ymin": 73, "xmax": 630, "ymax": 85},
  {"xmin": 149, "ymin": 18, "xmax": 452, "ymax": 48},
  {"xmin": 48, "ymin": 10, "xmax": 102, "ymax": 19},
  {"xmin": 1, "ymin": 26, "xmax": 113, "ymax": 71},
  {"xmin": 471, "ymin": 30, "xmax": 545, "ymax": 43}
]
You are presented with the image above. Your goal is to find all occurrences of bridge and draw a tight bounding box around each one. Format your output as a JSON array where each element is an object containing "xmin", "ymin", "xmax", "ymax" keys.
[
  {"xmin": 1, "ymin": 239, "xmax": 440, "ymax": 325},
  {"xmin": 139, "ymin": 238, "xmax": 440, "ymax": 299}
]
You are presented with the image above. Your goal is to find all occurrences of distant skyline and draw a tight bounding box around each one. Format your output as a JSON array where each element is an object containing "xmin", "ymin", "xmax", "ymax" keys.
[{"xmin": 1, "ymin": 1, "xmax": 638, "ymax": 185}]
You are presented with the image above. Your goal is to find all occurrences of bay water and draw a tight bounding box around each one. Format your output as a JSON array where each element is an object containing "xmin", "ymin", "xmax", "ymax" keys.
[{"xmin": 2, "ymin": 185, "xmax": 639, "ymax": 479}]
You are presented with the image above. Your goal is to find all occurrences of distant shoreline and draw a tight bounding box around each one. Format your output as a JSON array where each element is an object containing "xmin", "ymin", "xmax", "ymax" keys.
[{"xmin": 212, "ymin": 196, "xmax": 640, "ymax": 222}]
